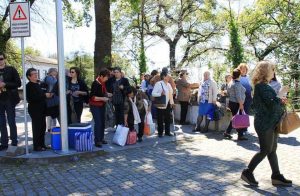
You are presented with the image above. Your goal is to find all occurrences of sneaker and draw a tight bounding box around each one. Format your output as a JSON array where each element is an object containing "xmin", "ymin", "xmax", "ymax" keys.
[
  {"xmin": 223, "ymin": 133, "xmax": 233, "ymax": 139},
  {"xmin": 238, "ymin": 136, "xmax": 248, "ymax": 141},
  {"xmin": 271, "ymin": 174, "xmax": 292, "ymax": 186},
  {"xmin": 0, "ymin": 145, "xmax": 8, "ymax": 151},
  {"xmin": 241, "ymin": 169, "xmax": 259, "ymax": 186}
]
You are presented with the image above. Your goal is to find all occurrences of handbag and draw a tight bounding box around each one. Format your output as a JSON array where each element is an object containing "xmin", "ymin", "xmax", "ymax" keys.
[
  {"xmin": 153, "ymin": 83, "xmax": 167, "ymax": 108},
  {"xmin": 113, "ymin": 125, "xmax": 129, "ymax": 146},
  {"xmin": 232, "ymin": 110, "xmax": 250, "ymax": 129},
  {"xmin": 126, "ymin": 129, "xmax": 137, "ymax": 145},
  {"xmin": 276, "ymin": 111, "xmax": 300, "ymax": 134}
]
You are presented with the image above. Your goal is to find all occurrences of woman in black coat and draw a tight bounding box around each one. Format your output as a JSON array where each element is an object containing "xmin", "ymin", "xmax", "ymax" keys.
[
  {"xmin": 67, "ymin": 67, "xmax": 89, "ymax": 124},
  {"xmin": 26, "ymin": 68, "xmax": 53, "ymax": 151}
]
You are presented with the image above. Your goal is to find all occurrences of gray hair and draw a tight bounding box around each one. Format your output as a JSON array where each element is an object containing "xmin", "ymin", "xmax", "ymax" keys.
[{"xmin": 48, "ymin": 68, "xmax": 58, "ymax": 75}]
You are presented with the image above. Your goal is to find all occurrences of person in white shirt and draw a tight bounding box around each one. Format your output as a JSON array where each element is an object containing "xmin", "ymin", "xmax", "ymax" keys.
[{"xmin": 152, "ymin": 71, "xmax": 174, "ymax": 137}]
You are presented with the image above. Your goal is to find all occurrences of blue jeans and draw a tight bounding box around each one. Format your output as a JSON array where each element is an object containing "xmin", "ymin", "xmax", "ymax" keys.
[
  {"xmin": 90, "ymin": 105, "xmax": 105, "ymax": 144},
  {"xmin": 0, "ymin": 99, "xmax": 18, "ymax": 146}
]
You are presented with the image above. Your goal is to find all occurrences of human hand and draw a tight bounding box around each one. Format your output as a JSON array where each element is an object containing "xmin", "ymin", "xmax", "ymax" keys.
[
  {"xmin": 119, "ymin": 85, "xmax": 124, "ymax": 90},
  {"xmin": 161, "ymin": 91, "xmax": 165, "ymax": 95},
  {"xmin": 281, "ymin": 97, "xmax": 288, "ymax": 104},
  {"xmin": 124, "ymin": 121, "xmax": 128, "ymax": 127},
  {"xmin": 0, "ymin": 82, "xmax": 5, "ymax": 88},
  {"xmin": 45, "ymin": 93, "xmax": 53, "ymax": 98},
  {"xmin": 107, "ymin": 93, "xmax": 113, "ymax": 97},
  {"xmin": 72, "ymin": 91, "xmax": 80, "ymax": 97}
]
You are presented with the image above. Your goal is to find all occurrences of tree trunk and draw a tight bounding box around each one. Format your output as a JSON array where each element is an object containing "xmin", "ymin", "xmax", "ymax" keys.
[
  {"xmin": 169, "ymin": 43, "xmax": 176, "ymax": 70},
  {"xmin": 94, "ymin": 0, "xmax": 112, "ymax": 76}
]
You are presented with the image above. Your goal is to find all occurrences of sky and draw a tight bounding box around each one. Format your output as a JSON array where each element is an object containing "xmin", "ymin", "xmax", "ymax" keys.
[{"xmin": 4, "ymin": 0, "xmax": 255, "ymax": 71}]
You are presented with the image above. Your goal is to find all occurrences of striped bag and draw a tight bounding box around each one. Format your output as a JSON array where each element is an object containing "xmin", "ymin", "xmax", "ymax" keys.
[{"xmin": 75, "ymin": 132, "xmax": 93, "ymax": 152}]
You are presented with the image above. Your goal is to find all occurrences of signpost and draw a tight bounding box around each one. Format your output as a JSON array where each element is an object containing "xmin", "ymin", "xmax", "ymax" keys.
[{"xmin": 9, "ymin": 2, "xmax": 31, "ymax": 155}]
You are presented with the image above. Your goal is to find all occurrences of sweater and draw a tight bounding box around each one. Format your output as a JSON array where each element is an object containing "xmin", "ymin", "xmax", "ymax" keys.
[
  {"xmin": 152, "ymin": 81, "xmax": 174, "ymax": 109},
  {"xmin": 253, "ymin": 83, "xmax": 284, "ymax": 132},
  {"xmin": 227, "ymin": 80, "xmax": 246, "ymax": 103},
  {"xmin": 197, "ymin": 79, "xmax": 218, "ymax": 103}
]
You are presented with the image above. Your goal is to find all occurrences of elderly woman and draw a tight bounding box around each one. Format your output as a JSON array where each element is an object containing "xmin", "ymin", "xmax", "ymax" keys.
[
  {"xmin": 176, "ymin": 70, "xmax": 198, "ymax": 125},
  {"xmin": 152, "ymin": 71, "xmax": 174, "ymax": 137},
  {"xmin": 223, "ymin": 69, "xmax": 247, "ymax": 140},
  {"xmin": 26, "ymin": 68, "xmax": 53, "ymax": 151},
  {"xmin": 241, "ymin": 61, "xmax": 292, "ymax": 186},
  {"xmin": 193, "ymin": 71, "xmax": 218, "ymax": 133}
]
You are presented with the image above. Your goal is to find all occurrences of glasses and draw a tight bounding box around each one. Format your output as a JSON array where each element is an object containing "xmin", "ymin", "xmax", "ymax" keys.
[
  {"xmin": 70, "ymin": 71, "xmax": 75, "ymax": 73},
  {"xmin": 0, "ymin": 58, "xmax": 4, "ymax": 61}
]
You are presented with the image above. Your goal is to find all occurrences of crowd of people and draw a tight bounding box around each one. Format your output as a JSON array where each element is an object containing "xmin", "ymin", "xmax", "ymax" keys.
[{"xmin": 0, "ymin": 51, "xmax": 292, "ymax": 186}]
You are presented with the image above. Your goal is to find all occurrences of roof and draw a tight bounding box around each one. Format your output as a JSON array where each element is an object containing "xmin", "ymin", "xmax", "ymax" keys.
[{"xmin": 25, "ymin": 55, "xmax": 58, "ymax": 66}]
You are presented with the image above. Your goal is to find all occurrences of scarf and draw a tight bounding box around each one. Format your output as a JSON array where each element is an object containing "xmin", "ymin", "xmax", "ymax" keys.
[
  {"xmin": 200, "ymin": 79, "xmax": 210, "ymax": 103},
  {"xmin": 129, "ymin": 97, "xmax": 141, "ymax": 124}
]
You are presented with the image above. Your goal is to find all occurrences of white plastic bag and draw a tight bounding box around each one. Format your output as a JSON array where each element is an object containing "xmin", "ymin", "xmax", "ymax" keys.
[
  {"xmin": 144, "ymin": 112, "xmax": 156, "ymax": 136},
  {"xmin": 145, "ymin": 112, "xmax": 153, "ymax": 125},
  {"xmin": 113, "ymin": 125, "xmax": 129, "ymax": 146}
]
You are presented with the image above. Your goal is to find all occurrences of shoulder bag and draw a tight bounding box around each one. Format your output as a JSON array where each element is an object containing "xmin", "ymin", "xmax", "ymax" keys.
[{"xmin": 153, "ymin": 82, "xmax": 167, "ymax": 108}]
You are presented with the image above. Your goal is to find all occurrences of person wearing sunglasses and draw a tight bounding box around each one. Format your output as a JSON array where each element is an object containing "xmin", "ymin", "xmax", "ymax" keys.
[{"xmin": 0, "ymin": 52, "xmax": 21, "ymax": 150}]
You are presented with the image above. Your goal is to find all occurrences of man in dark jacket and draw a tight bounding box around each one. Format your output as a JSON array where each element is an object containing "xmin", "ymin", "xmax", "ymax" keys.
[{"xmin": 0, "ymin": 52, "xmax": 21, "ymax": 150}]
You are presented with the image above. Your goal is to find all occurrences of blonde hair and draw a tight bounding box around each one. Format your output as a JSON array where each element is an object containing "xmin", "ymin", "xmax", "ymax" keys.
[
  {"xmin": 251, "ymin": 61, "xmax": 275, "ymax": 85},
  {"xmin": 237, "ymin": 63, "xmax": 249, "ymax": 73}
]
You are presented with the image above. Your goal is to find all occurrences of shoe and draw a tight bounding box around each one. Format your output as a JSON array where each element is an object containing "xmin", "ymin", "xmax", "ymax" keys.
[
  {"xmin": 165, "ymin": 133, "xmax": 173, "ymax": 136},
  {"xmin": 241, "ymin": 169, "xmax": 259, "ymax": 186},
  {"xmin": 137, "ymin": 138, "xmax": 143, "ymax": 142},
  {"xmin": 192, "ymin": 128, "xmax": 200, "ymax": 132},
  {"xmin": 47, "ymin": 129, "xmax": 51, "ymax": 132},
  {"xmin": 42, "ymin": 145, "xmax": 51, "ymax": 149},
  {"xmin": 271, "ymin": 174, "xmax": 292, "ymax": 186},
  {"xmin": 223, "ymin": 133, "xmax": 232, "ymax": 139},
  {"xmin": 95, "ymin": 142, "xmax": 102, "ymax": 148},
  {"xmin": 102, "ymin": 140, "xmax": 108, "ymax": 144},
  {"xmin": 34, "ymin": 146, "xmax": 46, "ymax": 151},
  {"xmin": 238, "ymin": 136, "xmax": 248, "ymax": 141},
  {"xmin": 0, "ymin": 145, "xmax": 8, "ymax": 151}
]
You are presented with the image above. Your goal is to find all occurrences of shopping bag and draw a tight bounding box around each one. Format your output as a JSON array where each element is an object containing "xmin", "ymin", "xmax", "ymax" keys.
[
  {"xmin": 232, "ymin": 110, "xmax": 250, "ymax": 129},
  {"xmin": 126, "ymin": 130, "xmax": 137, "ymax": 145},
  {"xmin": 113, "ymin": 125, "xmax": 129, "ymax": 146},
  {"xmin": 144, "ymin": 112, "xmax": 156, "ymax": 136},
  {"xmin": 75, "ymin": 132, "xmax": 93, "ymax": 152},
  {"xmin": 276, "ymin": 111, "xmax": 300, "ymax": 134}
]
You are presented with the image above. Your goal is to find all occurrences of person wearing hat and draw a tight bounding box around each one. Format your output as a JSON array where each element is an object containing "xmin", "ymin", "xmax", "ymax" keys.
[
  {"xmin": 152, "ymin": 71, "xmax": 174, "ymax": 137},
  {"xmin": 175, "ymin": 70, "xmax": 198, "ymax": 125}
]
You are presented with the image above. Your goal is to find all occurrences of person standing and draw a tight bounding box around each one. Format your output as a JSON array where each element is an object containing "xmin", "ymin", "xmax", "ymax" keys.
[
  {"xmin": 111, "ymin": 67, "xmax": 130, "ymax": 126},
  {"xmin": 26, "ymin": 68, "xmax": 52, "ymax": 151},
  {"xmin": 219, "ymin": 74, "xmax": 232, "ymax": 106},
  {"xmin": 223, "ymin": 69, "xmax": 247, "ymax": 140},
  {"xmin": 193, "ymin": 71, "xmax": 218, "ymax": 133},
  {"xmin": 152, "ymin": 71, "xmax": 174, "ymax": 137},
  {"xmin": 89, "ymin": 69, "xmax": 112, "ymax": 148},
  {"xmin": 176, "ymin": 70, "xmax": 198, "ymax": 125},
  {"xmin": 0, "ymin": 52, "xmax": 21, "ymax": 150},
  {"xmin": 241, "ymin": 61, "xmax": 292, "ymax": 187},
  {"xmin": 67, "ymin": 67, "xmax": 89, "ymax": 124},
  {"xmin": 238, "ymin": 63, "xmax": 252, "ymax": 114}
]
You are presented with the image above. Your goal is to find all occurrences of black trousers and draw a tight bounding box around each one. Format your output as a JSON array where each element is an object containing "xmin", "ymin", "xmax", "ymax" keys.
[
  {"xmin": 67, "ymin": 101, "xmax": 83, "ymax": 124},
  {"xmin": 179, "ymin": 101, "xmax": 189, "ymax": 124},
  {"xmin": 226, "ymin": 101, "xmax": 246, "ymax": 136},
  {"xmin": 114, "ymin": 104, "xmax": 124, "ymax": 126},
  {"xmin": 157, "ymin": 103, "xmax": 171, "ymax": 136},
  {"xmin": 138, "ymin": 111, "xmax": 146, "ymax": 138},
  {"xmin": 247, "ymin": 128, "xmax": 280, "ymax": 175},
  {"xmin": 29, "ymin": 105, "xmax": 46, "ymax": 149}
]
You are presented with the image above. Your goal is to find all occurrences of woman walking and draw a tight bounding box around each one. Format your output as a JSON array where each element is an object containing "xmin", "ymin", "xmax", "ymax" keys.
[
  {"xmin": 223, "ymin": 69, "xmax": 248, "ymax": 140},
  {"xmin": 193, "ymin": 71, "xmax": 217, "ymax": 133},
  {"xmin": 241, "ymin": 61, "xmax": 292, "ymax": 186},
  {"xmin": 89, "ymin": 69, "xmax": 112, "ymax": 148}
]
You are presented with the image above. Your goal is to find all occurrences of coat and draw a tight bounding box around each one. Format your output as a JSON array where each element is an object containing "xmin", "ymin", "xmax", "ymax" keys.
[{"xmin": 176, "ymin": 77, "xmax": 191, "ymax": 102}]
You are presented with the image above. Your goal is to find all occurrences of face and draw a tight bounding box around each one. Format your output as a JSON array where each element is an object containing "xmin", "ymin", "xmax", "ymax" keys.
[
  {"xmin": 0, "ymin": 55, "xmax": 5, "ymax": 67},
  {"xmin": 226, "ymin": 75, "xmax": 232, "ymax": 83},
  {"xmin": 203, "ymin": 72, "xmax": 210, "ymax": 81},
  {"xmin": 51, "ymin": 71, "xmax": 58, "ymax": 77},
  {"xmin": 114, "ymin": 70, "xmax": 122, "ymax": 79},
  {"xmin": 28, "ymin": 71, "xmax": 39, "ymax": 82},
  {"xmin": 100, "ymin": 75, "xmax": 109, "ymax": 82},
  {"xmin": 70, "ymin": 69, "xmax": 77, "ymax": 78},
  {"xmin": 128, "ymin": 92, "xmax": 134, "ymax": 98},
  {"xmin": 240, "ymin": 67, "xmax": 247, "ymax": 75}
]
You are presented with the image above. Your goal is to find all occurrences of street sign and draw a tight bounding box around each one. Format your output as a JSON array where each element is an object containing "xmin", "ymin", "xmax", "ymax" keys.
[{"xmin": 9, "ymin": 2, "xmax": 31, "ymax": 37}]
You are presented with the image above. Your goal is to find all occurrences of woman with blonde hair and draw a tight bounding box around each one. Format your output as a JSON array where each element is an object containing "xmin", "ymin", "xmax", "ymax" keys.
[{"xmin": 241, "ymin": 61, "xmax": 292, "ymax": 187}]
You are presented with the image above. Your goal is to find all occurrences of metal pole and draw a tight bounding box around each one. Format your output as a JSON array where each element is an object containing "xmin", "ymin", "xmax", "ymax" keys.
[
  {"xmin": 21, "ymin": 37, "xmax": 29, "ymax": 155},
  {"xmin": 55, "ymin": 0, "xmax": 68, "ymax": 152}
]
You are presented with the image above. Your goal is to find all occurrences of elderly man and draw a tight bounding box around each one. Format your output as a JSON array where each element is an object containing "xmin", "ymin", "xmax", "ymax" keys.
[{"xmin": 0, "ymin": 52, "xmax": 21, "ymax": 150}]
